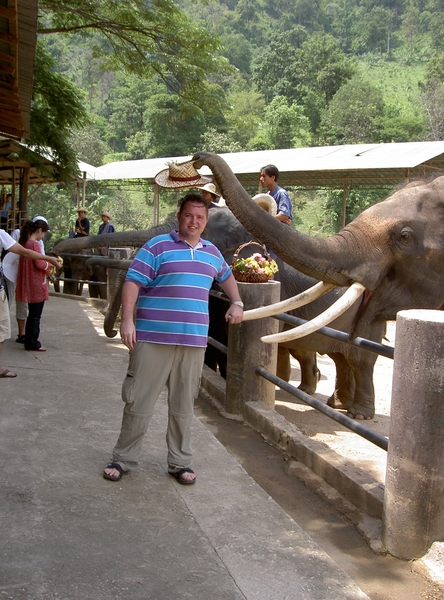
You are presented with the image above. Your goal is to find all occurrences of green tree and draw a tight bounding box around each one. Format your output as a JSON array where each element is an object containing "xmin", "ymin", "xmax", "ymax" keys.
[
  {"xmin": 259, "ymin": 96, "xmax": 310, "ymax": 149},
  {"xmin": 318, "ymin": 76, "xmax": 384, "ymax": 145},
  {"xmin": 197, "ymin": 129, "xmax": 243, "ymax": 153},
  {"xmin": 350, "ymin": 6, "xmax": 395, "ymax": 54},
  {"xmin": 225, "ymin": 87, "xmax": 266, "ymax": 148},
  {"xmin": 293, "ymin": 33, "xmax": 356, "ymax": 107},
  {"xmin": 38, "ymin": 0, "xmax": 229, "ymax": 107},
  {"xmin": 251, "ymin": 27, "xmax": 308, "ymax": 103},
  {"xmin": 141, "ymin": 94, "xmax": 207, "ymax": 157},
  {"xmin": 70, "ymin": 125, "xmax": 111, "ymax": 166},
  {"xmin": 29, "ymin": 41, "xmax": 89, "ymax": 181},
  {"xmin": 421, "ymin": 79, "xmax": 444, "ymax": 140},
  {"xmin": 322, "ymin": 188, "xmax": 391, "ymax": 232}
]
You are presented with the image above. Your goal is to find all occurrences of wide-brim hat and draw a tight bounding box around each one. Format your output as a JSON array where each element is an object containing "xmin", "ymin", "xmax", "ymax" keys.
[
  {"xmin": 101, "ymin": 211, "xmax": 112, "ymax": 219},
  {"xmin": 253, "ymin": 193, "xmax": 277, "ymax": 217},
  {"xmin": 195, "ymin": 182, "xmax": 220, "ymax": 197},
  {"xmin": 154, "ymin": 160, "xmax": 211, "ymax": 189},
  {"xmin": 77, "ymin": 207, "xmax": 88, "ymax": 214}
]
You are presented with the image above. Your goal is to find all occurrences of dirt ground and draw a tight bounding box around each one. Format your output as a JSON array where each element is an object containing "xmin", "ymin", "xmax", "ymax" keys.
[{"xmin": 196, "ymin": 320, "xmax": 444, "ymax": 600}]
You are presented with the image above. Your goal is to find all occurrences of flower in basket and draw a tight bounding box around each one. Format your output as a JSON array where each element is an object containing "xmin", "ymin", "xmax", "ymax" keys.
[{"xmin": 232, "ymin": 252, "xmax": 279, "ymax": 282}]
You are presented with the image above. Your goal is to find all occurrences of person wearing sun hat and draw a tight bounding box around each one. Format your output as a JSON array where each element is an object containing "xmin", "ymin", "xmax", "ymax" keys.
[
  {"xmin": 97, "ymin": 211, "xmax": 115, "ymax": 255},
  {"xmin": 103, "ymin": 181, "xmax": 244, "ymax": 486},
  {"xmin": 74, "ymin": 207, "xmax": 90, "ymax": 237},
  {"xmin": 195, "ymin": 182, "xmax": 226, "ymax": 208}
]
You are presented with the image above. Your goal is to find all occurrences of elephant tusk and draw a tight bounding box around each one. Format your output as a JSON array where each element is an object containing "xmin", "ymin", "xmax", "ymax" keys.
[
  {"xmin": 260, "ymin": 282, "xmax": 366, "ymax": 344},
  {"xmin": 242, "ymin": 282, "xmax": 336, "ymax": 321}
]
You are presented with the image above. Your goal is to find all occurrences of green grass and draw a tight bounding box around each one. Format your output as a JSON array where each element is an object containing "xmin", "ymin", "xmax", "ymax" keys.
[{"xmin": 357, "ymin": 59, "xmax": 425, "ymax": 117}]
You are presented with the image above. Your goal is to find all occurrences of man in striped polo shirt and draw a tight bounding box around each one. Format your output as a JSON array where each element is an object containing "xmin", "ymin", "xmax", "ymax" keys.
[{"xmin": 104, "ymin": 192, "xmax": 244, "ymax": 485}]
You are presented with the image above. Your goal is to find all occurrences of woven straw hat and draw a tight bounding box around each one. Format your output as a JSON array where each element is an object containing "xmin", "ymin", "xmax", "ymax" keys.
[
  {"xmin": 195, "ymin": 182, "xmax": 220, "ymax": 198},
  {"xmin": 77, "ymin": 207, "xmax": 88, "ymax": 214},
  {"xmin": 101, "ymin": 211, "xmax": 112, "ymax": 219},
  {"xmin": 252, "ymin": 193, "xmax": 277, "ymax": 217},
  {"xmin": 154, "ymin": 160, "xmax": 211, "ymax": 189}
]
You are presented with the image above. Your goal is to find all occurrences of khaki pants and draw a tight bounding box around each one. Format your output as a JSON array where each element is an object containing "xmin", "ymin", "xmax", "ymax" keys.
[{"xmin": 112, "ymin": 342, "xmax": 205, "ymax": 472}]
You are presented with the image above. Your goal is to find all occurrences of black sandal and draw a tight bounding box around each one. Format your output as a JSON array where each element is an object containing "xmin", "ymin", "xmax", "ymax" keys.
[
  {"xmin": 103, "ymin": 462, "xmax": 125, "ymax": 482},
  {"xmin": 169, "ymin": 467, "xmax": 196, "ymax": 485},
  {"xmin": 15, "ymin": 335, "xmax": 25, "ymax": 344}
]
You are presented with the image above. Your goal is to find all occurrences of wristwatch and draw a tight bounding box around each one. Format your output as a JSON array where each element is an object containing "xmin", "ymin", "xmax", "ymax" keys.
[{"xmin": 231, "ymin": 300, "xmax": 244, "ymax": 309}]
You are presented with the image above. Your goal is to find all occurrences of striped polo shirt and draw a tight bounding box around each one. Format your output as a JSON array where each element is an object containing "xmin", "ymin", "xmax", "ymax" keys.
[{"xmin": 126, "ymin": 230, "xmax": 231, "ymax": 347}]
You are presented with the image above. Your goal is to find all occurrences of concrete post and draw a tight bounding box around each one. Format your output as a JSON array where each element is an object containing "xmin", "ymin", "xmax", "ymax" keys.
[
  {"xmin": 225, "ymin": 280, "xmax": 280, "ymax": 414},
  {"xmin": 382, "ymin": 309, "xmax": 444, "ymax": 560}
]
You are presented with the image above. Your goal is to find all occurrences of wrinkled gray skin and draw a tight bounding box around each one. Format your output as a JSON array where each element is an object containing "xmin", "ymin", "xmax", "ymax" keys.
[
  {"xmin": 191, "ymin": 151, "xmax": 444, "ymax": 418},
  {"xmin": 54, "ymin": 246, "xmax": 108, "ymax": 299}
]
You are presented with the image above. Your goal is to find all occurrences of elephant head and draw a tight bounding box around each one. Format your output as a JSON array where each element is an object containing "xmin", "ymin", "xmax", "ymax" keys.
[{"xmin": 192, "ymin": 151, "xmax": 444, "ymax": 341}]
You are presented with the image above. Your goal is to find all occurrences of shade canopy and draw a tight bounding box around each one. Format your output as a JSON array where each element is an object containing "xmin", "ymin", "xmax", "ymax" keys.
[{"xmin": 85, "ymin": 142, "xmax": 444, "ymax": 191}]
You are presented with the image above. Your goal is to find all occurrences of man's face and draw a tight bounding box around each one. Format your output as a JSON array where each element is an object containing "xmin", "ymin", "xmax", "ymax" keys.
[
  {"xmin": 259, "ymin": 171, "xmax": 275, "ymax": 190},
  {"xmin": 177, "ymin": 201, "xmax": 208, "ymax": 244},
  {"xmin": 78, "ymin": 211, "xmax": 86, "ymax": 218},
  {"xmin": 102, "ymin": 215, "xmax": 109, "ymax": 222}
]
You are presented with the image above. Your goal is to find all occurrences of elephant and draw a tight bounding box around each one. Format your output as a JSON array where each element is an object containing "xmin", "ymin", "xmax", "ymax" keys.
[
  {"xmin": 55, "ymin": 247, "xmax": 108, "ymax": 299},
  {"xmin": 189, "ymin": 151, "xmax": 444, "ymax": 419}
]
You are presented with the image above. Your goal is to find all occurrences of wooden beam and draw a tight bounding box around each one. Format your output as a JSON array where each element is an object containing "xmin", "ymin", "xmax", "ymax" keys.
[
  {"xmin": 0, "ymin": 5, "xmax": 17, "ymax": 19},
  {"xmin": 0, "ymin": 32, "xmax": 18, "ymax": 44}
]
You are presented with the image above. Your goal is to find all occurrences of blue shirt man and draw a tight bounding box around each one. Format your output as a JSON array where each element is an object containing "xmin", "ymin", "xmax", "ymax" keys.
[{"xmin": 259, "ymin": 164, "xmax": 293, "ymax": 225}]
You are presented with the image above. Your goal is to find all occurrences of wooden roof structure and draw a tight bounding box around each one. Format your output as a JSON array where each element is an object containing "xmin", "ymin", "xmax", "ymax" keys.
[{"xmin": 0, "ymin": 0, "xmax": 37, "ymax": 140}]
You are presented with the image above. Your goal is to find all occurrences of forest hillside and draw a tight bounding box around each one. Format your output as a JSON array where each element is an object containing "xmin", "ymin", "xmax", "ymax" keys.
[{"xmin": 31, "ymin": 0, "xmax": 444, "ymax": 241}]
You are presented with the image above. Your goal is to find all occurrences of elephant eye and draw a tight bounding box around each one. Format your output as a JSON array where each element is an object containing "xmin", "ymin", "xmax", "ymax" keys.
[{"xmin": 400, "ymin": 227, "xmax": 414, "ymax": 240}]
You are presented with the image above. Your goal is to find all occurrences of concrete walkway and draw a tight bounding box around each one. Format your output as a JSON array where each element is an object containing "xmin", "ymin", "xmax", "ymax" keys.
[{"xmin": 0, "ymin": 296, "xmax": 368, "ymax": 599}]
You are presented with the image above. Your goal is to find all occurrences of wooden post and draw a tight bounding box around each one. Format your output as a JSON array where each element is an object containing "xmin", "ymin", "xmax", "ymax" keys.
[
  {"xmin": 382, "ymin": 309, "xmax": 444, "ymax": 559},
  {"xmin": 225, "ymin": 281, "xmax": 280, "ymax": 414}
]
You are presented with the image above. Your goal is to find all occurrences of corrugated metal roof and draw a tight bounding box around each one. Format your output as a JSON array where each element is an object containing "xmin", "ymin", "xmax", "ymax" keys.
[{"xmin": 87, "ymin": 142, "xmax": 444, "ymax": 190}]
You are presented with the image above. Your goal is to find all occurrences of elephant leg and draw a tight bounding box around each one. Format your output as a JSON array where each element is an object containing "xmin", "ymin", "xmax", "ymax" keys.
[
  {"xmin": 326, "ymin": 353, "xmax": 355, "ymax": 410},
  {"xmin": 277, "ymin": 346, "xmax": 320, "ymax": 394},
  {"xmin": 346, "ymin": 357, "xmax": 377, "ymax": 420},
  {"xmin": 89, "ymin": 283, "xmax": 100, "ymax": 298},
  {"xmin": 276, "ymin": 346, "xmax": 291, "ymax": 381},
  {"xmin": 290, "ymin": 348, "xmax": 320, "ymax": 395}
]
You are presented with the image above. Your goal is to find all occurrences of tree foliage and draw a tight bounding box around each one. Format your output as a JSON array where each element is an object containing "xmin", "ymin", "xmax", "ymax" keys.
[
  {"xmin": 38, "ymin": 0, "xmax": 229, "ymax": 105},
  {"xmin": 29, "ymin": 41, "xmax": 89, "ymax": 180}
]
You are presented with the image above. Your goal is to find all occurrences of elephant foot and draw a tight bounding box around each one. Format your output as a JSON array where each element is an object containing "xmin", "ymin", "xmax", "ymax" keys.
[
  {"xmin": 327, "ymin": 394, "xmax": 351, "ymax": 410},
  {"xmin": 298, "ymin": 383, "xmax": 317, "ymax": 396},
  {"xmin": 346, "ymin": 408, "xmax": 374, "ymax": 420}
]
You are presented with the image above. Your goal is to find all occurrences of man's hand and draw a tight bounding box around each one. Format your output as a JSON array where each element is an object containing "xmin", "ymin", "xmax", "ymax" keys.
[
  {"xmin": 120, "ymin": 318, "xmax": 137, "ymax": 350},
  {"xmin": 225, "ymin": 304, "xmax": 243, "ymax": 325}
]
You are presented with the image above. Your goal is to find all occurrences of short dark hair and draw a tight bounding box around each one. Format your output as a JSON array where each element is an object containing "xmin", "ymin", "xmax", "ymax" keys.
[
  {"xmin": 178, "ymin": 192, "xmax": 209, "ymax": 214},
  {"xmin": 261, "ymin": 164, "xmax": 279, "ymax": 181}
]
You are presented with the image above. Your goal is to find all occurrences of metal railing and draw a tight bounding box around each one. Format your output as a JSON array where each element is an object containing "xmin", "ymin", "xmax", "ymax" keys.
[{"xmin": 206, "ymin": 292, "xmax": 391, "ymax": 451}]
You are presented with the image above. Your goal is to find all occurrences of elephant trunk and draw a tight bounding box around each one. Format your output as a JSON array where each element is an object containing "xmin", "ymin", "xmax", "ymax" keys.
[
  {"xmin": 53, "ymin": 221, "xmax": 178, "ymax": 254},
  {"xmin": 192, "ymin": 152, "xmax": 385, "ymax": 289},
  {"xmin": 104, "ymin": 268, "xmax": 128, "ymax": 338}
]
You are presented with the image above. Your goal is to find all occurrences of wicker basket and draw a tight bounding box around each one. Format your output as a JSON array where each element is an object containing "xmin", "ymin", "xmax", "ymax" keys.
[{"xmin": 231, "ymin": 241, "xmax": 275, "ymax": 283}]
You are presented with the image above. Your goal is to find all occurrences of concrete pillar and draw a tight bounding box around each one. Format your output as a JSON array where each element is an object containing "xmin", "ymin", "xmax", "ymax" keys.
[
  {"xmin": 382, "ymin": 309, "xmax": 444, "ymax": 560},
  {"xmin": 225, "ymin": 280, "xmax": 280, "ymax": 414}
]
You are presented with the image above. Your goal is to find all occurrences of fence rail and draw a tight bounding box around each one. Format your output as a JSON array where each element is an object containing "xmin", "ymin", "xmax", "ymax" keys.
[{"xmin": 255, "ymin": 366, "xmax": 389, "ymax": 451}]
